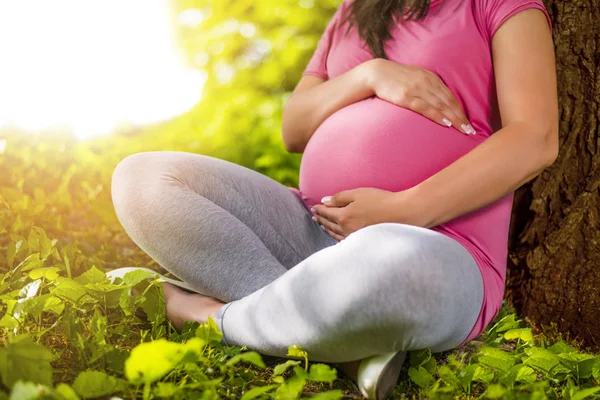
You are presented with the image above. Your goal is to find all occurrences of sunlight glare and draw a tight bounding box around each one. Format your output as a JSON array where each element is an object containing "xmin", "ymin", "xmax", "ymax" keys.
[{"xmin": 0, "ymin": 0, "xmax": 206, "ymax": 139}]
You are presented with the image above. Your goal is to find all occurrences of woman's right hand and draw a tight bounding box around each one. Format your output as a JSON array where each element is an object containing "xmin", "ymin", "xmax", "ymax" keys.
[{"xmin": 363, "ymin": 58, "xmax": 476, "ymax": 135}]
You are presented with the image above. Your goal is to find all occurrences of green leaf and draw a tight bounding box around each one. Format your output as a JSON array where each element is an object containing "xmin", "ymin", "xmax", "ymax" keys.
[
  {"xmin": 195, "ymin": 316, "xmax": 223, "ymax": 344},
  {"xmin": 153, "ymin": 382, "xmax": 180, "ymax": 398},
  {"xmin": 42, "ymin": 296, "xmax": 64, "ymax": 315},
  {"xmin": 476, "ymin": 347, "xmax": 517, "ymax": 372},
  {"xmin": 240, "ymin": 384, "xmax": 278, "ymax": 400},
  {"xmin": 562, "ymin": 375, "xmax": 578, "ymax": 400},
  {"xmin": 0, "ymin": 335, "xmax": 53, "ymax": 389},
  {"xmin": 62, "ymin": 307, "xmax": 83, "ymax": 342},
  {"xmin": 458, "ymin": 364, "xmax": 478, "ymax": 392},
  {"xmin": 51, "ymin": 278, "xmax": 96, "ymax": 305},
  {"xmin": 30, "ymin": 227, "xmax": 54, "ymax": 260},
  {"xmin": 72, "ymin": 370, "xmax": 126, "ymax": 399},
  {"xmin": 592, "ymin": 359, "xmax": 600, "ymax": 381},
  {"xmin": 307, "ymin": 363, "xmax": 337, "ymax": 383},
  {"xmin": 493, "ymin": 314, "xmax": 522, "ymax": 332},
  {"xmin": 90, "ymin": 307, "xmax": 107, "ymax": 343},
  {"xmin": 54, "ymin": 383, "xmax": 80, "ymax": 400},
  {"xmin": 484, "ymin": 384, "xmax": 506, "ymax": 399},
  {"xmin": 504, "ymin": 328, "xmax": 534, "ymax": 344},
  {"xmin": 409, "ymin": 349, "xmax": 437, "ymax": 375},
  {"xmin": 74, "ymin": 266, "xmax": 107, "ymax": 285},
  {"xmin": 138, "ymin": 281, "xmax": 165, "ymax": 324},
  {"xmin": 571, "ymin": 387, "xmax": 600, "ymax": 400},
  {"xmin": 273, "ymin": 360, "xmax": 301, "ymax": 376},
  {"xmin": 0, "ymin": 313, "xmax": 18, "ymax": 329},
  {"xmin": 226, "ymin": 351, "xmax": 266, "ymax": 369},
  {"xmin": 287, "ymin": 345, "xmax": 308, "ymax": 370},
  {"xmin": 437, "ymin": 365, "xmax": 460, "ymax": 388},
  {"xmin": 287, "ymin": 345, "xmax": 308, "ymax": 359},
  {"xmin": 104, "ymin": 348, "xmax": 129, "ymax": 375},
  {"xmin": 558, "ymin": 353, "xmax": 600, "ymax": 379},
  {"xmin": 515, "ymin": 365, "xmax": 537, "ymax": 384},
  {"xmin": 472, "ymin": 365, "xmax": 495, "ymax": 384},
  {"xmin": 8, "ymin": 381, "xmax": 46, "ymax": 400},
  {"xmin": 28, "ymin": 267, "xmax": 60, "ymax": 281},
  {"xmin": 548, "ymin": 340, "xmax": 578, "ymax": 354},
  {"xmin": 486, "ymin": 314, "xmax": 522, "ymax": 342},
  {"xmin": 125, "ymin": 338, "xmax": 205, "ymax": 384},
  {"xmin": 6, "ymin": 240, "xmax": 23, "ymax": 269},
  {"xmin": 121, "ymin": 269, "xmax": 158, "ymax": 286},
  {"xmin": 274, "ymin": 373, "xmax": 306, "ymax": 400},
  {"xmin": 17, "ymin": 254, "xmax": 45, "ymax": 273},
  {"xmin": 408, "ymin": 366, "xmax": 434, "ymax": 388},
  {"xmin": 304, "ymin": 390, "xmax": 344, "ymax": 400},
  {"xmin": 523, "ymin": 347, "xmax": 572, "ymax": 378},
  {"xmin": 502, "ymin": 364, "xmax": 537, "ymax": 386},
  {"xmin": 18, "ymin": 295, "xmax": 50, "ymax": 321}
]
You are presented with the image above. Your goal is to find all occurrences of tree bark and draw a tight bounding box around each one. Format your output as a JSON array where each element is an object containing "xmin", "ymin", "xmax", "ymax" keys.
[{"xmin": 507, "ymin": 0, "xmax": 600, "ymax": 349}]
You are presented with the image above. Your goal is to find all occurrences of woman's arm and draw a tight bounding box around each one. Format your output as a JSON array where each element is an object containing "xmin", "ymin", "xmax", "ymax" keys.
[
  {"xmin": 283, "ymin": 57, "xmax": 474, "ymax": 153},
  {"xmin": 397, "ymin": 8, "xmax": 559, "ymax": 228},
  {"xmin": 282, "ymin": 64, "xmax": 374, "ymax": 153}
]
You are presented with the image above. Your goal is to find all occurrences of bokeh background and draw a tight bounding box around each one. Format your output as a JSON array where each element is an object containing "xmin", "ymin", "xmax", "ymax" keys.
[{"xmin": 0, "ymin": 0, "xmax": 340, "ymax": 269}]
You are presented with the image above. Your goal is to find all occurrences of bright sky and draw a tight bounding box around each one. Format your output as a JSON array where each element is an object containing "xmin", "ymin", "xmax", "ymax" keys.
[{"xmin": 0, "ymin": 0, "xmax": 206, "ymax": 139}]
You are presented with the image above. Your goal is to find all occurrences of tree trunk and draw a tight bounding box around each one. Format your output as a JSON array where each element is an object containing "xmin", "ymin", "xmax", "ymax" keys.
[{"xmin": 507, "ymin": 0, "xmax": 600, "ymax": 349}]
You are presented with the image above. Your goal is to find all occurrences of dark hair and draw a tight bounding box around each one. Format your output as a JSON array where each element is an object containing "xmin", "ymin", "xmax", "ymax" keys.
[{"xmin": 339, "ymin": 0, "xmax": 434, "ymax": 59}]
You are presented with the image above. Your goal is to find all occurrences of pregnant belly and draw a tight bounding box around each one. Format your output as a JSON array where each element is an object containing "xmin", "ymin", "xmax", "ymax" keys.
[{"xmin": 298, "ymin": 96, "xmax": 483, "ymax": 207}]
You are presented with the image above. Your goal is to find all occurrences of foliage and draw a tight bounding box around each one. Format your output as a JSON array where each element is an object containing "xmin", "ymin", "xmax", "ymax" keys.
[
  {"xmin": 3, "ymin": 134, "xmax": 600, "ymax": 400},
  {"xmin": 1, "ymin": 0, "xmax": 600, "ymax": 398}
]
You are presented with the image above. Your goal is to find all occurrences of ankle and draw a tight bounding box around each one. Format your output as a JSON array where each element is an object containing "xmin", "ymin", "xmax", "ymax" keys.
[{"xmin": 207, "ymin": 302, "xmax": 226, "ymax": 320}]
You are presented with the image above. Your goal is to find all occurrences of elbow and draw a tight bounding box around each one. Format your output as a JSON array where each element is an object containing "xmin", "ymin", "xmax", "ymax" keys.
[
  {"xmin": 281, "ymin": 121, "xmax": 301, "ymax": 153},
  {"xmin": 281, "ymin": 105, "xmax": 305, "ymax": 153},
  {"xmin": 283, "ymin": 138, "xmax": 301, "ymax": 154},
  {"xmin": 541, "ymin": 124, "xmax": 560, "ymax": 167},
  {"xmin": 283, "ymin": 138, "xmax": 305, "ymax": 154},
  {"xmin": 519, "ymin": 118, "xmax": 559, "ymax": 168}
]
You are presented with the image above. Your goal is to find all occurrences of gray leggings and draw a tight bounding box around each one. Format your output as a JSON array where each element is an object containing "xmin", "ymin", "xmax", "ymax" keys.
[{"xmin": 111, "ymin": 151, "xmax": 484, "ymax": 363}]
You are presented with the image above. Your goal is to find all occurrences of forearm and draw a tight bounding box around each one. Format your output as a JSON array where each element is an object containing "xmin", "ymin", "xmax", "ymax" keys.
[
  {"xmin": 400, "ymin": 122, "xmax": 558, "ymax": 228},
  {"xmin": 282, "ymin": 61, "xmax": 375, "ymax": 153}
]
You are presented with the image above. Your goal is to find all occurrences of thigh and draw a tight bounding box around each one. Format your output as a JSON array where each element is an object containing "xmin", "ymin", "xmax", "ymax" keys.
[
  {"xmin": 138, "ymin": 151, "xmax": 339, "ymax": 268},
  {"xmin": 340, "ymin": 222, "xmax": 485, "ymax": 353},
  {"xmin": 217, "ymin": 222, "xmax": 485, "ymax": 360}
]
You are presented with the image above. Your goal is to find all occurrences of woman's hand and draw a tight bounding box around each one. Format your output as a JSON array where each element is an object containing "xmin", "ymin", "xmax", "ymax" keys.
[
  {"xmin": 310, "ymin": 187, "xmax": 426, "ymax": 240},
  {"xmin": 364, "ymin": 58, "xmax": 476, "ymax": 135}
]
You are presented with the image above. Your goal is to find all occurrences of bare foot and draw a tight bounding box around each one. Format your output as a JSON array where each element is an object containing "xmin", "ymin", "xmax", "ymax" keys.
[{"xmin": 162, "ymin": 282, "xmax": 226, "ymax": 331}]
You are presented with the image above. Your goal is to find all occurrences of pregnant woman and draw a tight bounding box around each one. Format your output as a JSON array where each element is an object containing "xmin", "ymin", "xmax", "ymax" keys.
[{"xmin": 109, "ymin": 0, "xmax": 558, "ymax": 398}]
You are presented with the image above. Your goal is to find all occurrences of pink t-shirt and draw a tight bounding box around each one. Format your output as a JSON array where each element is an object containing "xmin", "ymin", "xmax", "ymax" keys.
[{"xmin": 288, "ymin": 0, "xmax": 552, "ymax": 343}]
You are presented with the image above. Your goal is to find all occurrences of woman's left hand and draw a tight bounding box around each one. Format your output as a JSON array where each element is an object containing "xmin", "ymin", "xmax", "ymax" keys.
[{"xmin": 311, "ymin": 187, "xmax": 420, "ymax": 241}]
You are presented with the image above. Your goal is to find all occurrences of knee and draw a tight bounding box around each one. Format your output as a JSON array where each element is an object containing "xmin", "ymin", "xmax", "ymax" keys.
[
  {"xmin": 111, "ymin": 151, "xmax": 209, "ymax": 221},
  {"xmin": 111, "ymin": 152, "xmax": 167, "ymax": 222},
  {"xmin": 112, "ymin": 152, "xmax": 145, "ymax": 207}
]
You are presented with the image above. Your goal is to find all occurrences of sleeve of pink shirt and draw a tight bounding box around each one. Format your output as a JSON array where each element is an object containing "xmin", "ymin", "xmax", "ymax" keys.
[
  {"xmin": 301, "ymin": 2, "xmax": 346, "ymax": 80},
  {"xmin": 482, "ymin": 0, "xmax": 553, "ymax": 40}
]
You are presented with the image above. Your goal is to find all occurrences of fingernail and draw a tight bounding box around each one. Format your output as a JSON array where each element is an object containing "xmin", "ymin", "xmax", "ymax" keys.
[
  {"xmin": 461, "ymin": 123, "xmax": 476, "ymax": 135},
  {"xmin": 321, "ymin": 196, "xmax": 332, "ymax": 204},
  {"xmin": 311, "ymin": 216, "xmax": 317, "ymax": 221},
  {"xmin": 320, "ymin": 225, "xmax": 326, "ymax": 230},
  {"xmin": 310, "ymin": 207, "xmax": 315, "ymax": 213},
  {"xmin": 442, "ymin": 117, "xmax": 452, "ymax": 127}
]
